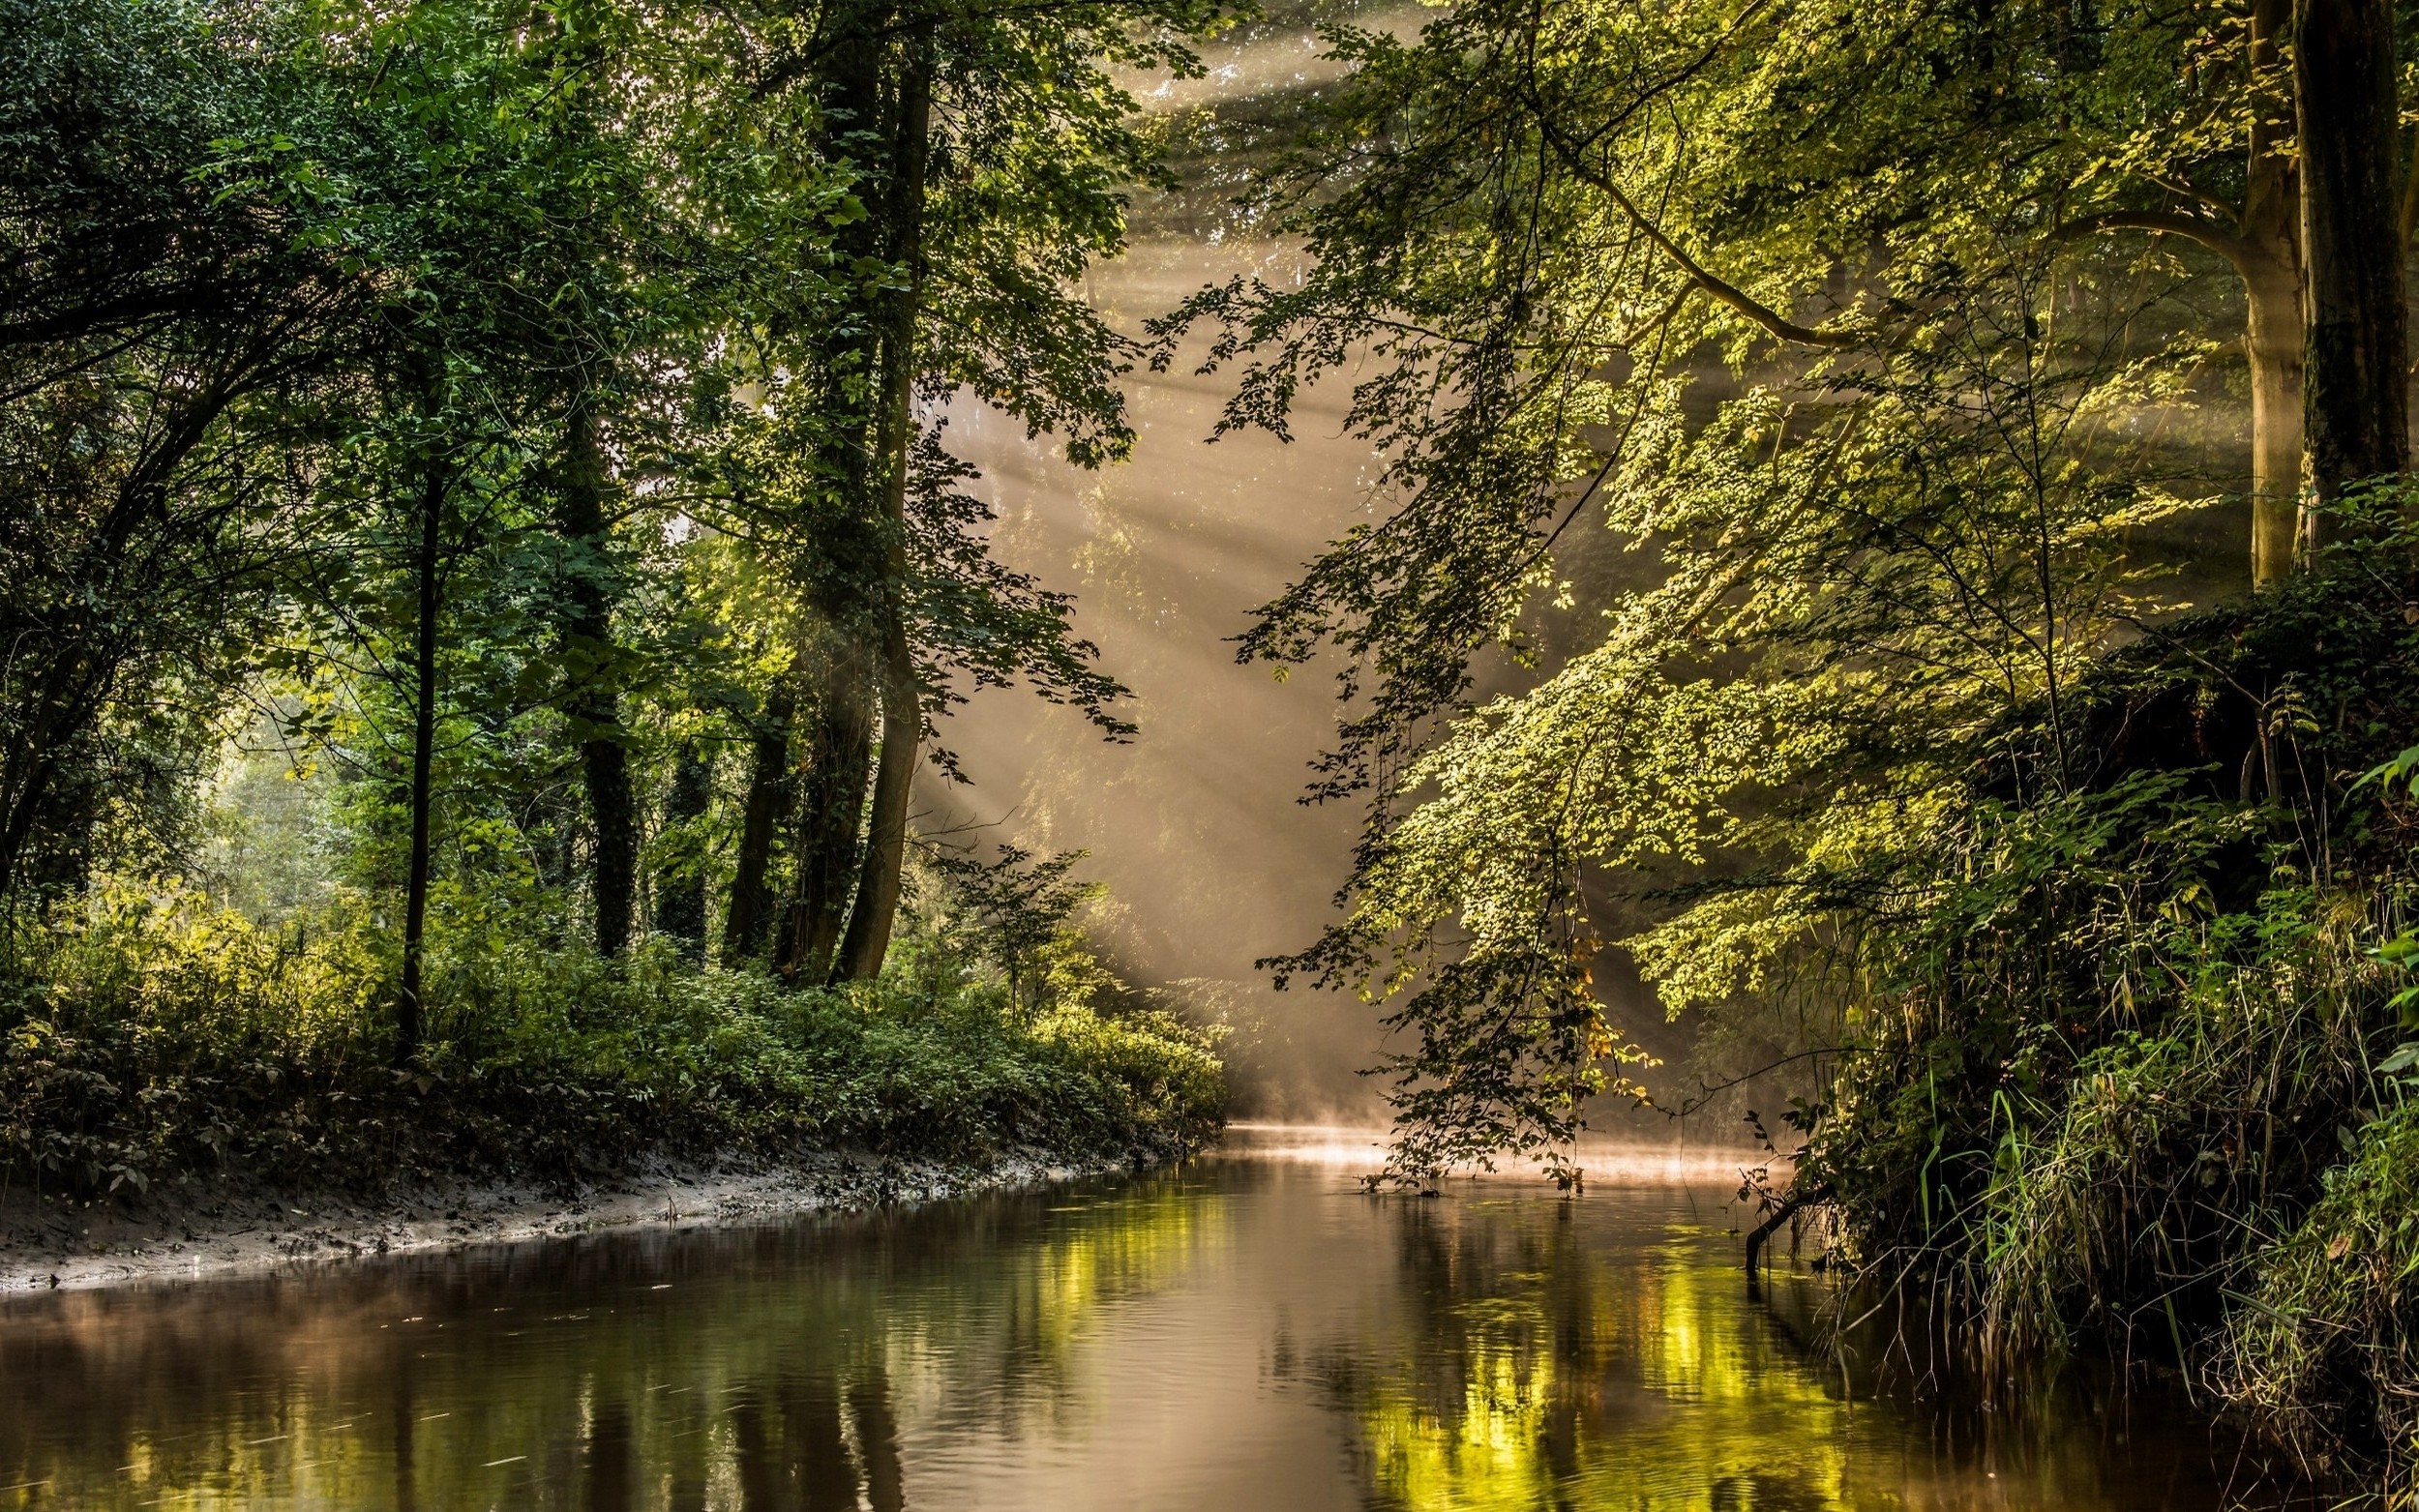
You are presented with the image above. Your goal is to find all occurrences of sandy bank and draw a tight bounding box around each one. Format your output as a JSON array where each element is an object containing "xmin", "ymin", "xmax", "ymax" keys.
[{"xmin": 0, "ymin": 1149, "xmax": 1101, "ymax": 1296}]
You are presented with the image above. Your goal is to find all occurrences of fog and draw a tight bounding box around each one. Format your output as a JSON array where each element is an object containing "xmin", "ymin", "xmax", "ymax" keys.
[
  {"xmin": 927, "ymin": 239, "xmax": 1390, "ymax": 1119},
  {"xmin": 918, "ymin": 5, "xmax": 1684, "ymax": 1122},
  {"xmin": 917, "ymin": 0, "xmax": 2258, "ymax": 1127}
]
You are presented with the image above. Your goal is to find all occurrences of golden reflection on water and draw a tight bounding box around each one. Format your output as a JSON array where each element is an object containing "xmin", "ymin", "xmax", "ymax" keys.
[{"xmin": 0, "ymin": 1144, "xmax": 2308, "ymax": 1511}]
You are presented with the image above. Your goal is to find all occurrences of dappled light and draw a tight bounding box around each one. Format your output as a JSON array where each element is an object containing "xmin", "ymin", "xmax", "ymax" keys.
[{"xmin": 8, "ymin": 0, "xmax": 2419, "ymax": 1502}]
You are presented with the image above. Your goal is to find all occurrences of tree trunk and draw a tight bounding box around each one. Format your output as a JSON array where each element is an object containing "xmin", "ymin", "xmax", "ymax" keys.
[
  {"xmin": 2246, "ymin": 261, "xmax": 2305, "ymax": 582},
  {"xmin": 774, "ymin": 0, "xmax": 888, "ymax": 987},
  {"xmin": 652, "ymin": 740, "xmax": 712, "ymax": 962},
  {"xmin": 721, "ymin": 673, "xmax": 793, "ymax": 965},
  {"xmin": 398, "ymin": 446, "xmax": 445, "ymax": 1065},
  {"xmin": 835, "ymin": 25, "xmax": 934, "ymax": 985},
  {"xmin": 780, "ymin": 641, "xmax": 875, "ymax": 984},
  {"xmin": 2294, "ymin": 0, "xmax": 2407, "ymax": 513},
  {"xmin": 555, "ymin": 399, "xmax": 638, "ymax": 956},
  {"xmin": 2243, "ymin": 0, "xmax": 2305, "ymax": 583},
  {"xmin": 837, "ymin": 632, "xmax": 917, "ymax": 982}
]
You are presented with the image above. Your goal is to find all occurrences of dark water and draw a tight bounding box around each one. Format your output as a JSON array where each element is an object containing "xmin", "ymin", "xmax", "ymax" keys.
[{"xmin": 0, "ymin": 1131, "xmax": 2308, "ymax": 1511}]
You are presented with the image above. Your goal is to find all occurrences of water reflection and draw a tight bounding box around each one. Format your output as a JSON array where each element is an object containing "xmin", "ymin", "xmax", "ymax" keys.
[{"xmin": 0, "ymin": 1142, "xmax": 2314, "ymax": 1510}]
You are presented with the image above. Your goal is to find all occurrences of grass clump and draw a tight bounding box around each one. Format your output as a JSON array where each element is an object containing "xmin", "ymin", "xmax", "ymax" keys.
[{"xmin": 2220, "ymin": 1099, "xmax": 2419, "ymax": 1491}]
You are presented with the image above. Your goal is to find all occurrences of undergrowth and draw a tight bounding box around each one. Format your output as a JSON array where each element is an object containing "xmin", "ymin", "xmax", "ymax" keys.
[
  {"xmin": 0, "ymin": 883, "xmax": 1225, "ymax": 1201},
  {"xmin": 1792, "ymin": 552, "xmax": 2419, "ymax": 1493}
]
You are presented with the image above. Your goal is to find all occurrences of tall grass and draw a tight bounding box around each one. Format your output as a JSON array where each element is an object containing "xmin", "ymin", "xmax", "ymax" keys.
[{"xmin": 1798, "ymin": 566, "xmax": 2419, "ymax": 1490}]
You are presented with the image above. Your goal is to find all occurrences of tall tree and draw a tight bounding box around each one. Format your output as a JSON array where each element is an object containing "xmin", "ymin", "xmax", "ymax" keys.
[
  {"xmin": 394, "ymin": 355, "xmax": 450, "ymax": 1061},
  {"xmin": 2294, "ymin": 0, "xmax": 2406, "ymax": 508},
  {"xmin": 832, "ymin": 19, "xmax": 935, "ymax": 984},
  {"xmin": 737, "ymin": 0, "xmax": 1203, "ymax": 985},
  {"xmin": 552, "ymin": 393, "xmax": 641, "ymax": 956}
]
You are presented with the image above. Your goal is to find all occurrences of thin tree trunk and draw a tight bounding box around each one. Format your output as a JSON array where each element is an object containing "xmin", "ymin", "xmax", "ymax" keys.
[
  {"xmin": 2246, "ymin": 263, "xmax": 2305, "ymax": 581},
  {"xmin": 780, "ymin": 640, "xmax": 874, "ymax": 984},
  {"xmin": 2294, "ymin": 0, "xmax": 2407, "ymax": 514},
  {"xmin": 398, "ymin": 450, "xmax": 445, "ymax": 1065},
  {"xmin": 653, "ymin": 740, "xmax": 712, "ymax": 962},
  {"xmin": 2243, "ymin": 0, "xmax": 2305, "ymax": 583},
  {"xmin": 721, "ymin": 673, "xmax": 794, "ymax": 965},
  {"xmin": 835, "ymin": 25, "xmax": 934, "ymax": 985},
  {"xmin": 556, "ymin": 399, "xmax": 638, "ymax": 956},
  {"xmin": 838, "ymin": 635, "xmax": 916, "ymax": 982}
]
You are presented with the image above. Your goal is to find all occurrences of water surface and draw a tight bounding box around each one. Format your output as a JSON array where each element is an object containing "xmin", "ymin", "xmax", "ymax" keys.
[{"xmin": 0, "ymin": 1133, "xmax": 2307, "ymax": 1510}]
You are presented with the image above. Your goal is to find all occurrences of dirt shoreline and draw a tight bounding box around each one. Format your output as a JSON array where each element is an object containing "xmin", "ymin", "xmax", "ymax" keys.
[{"xmin": 0, "ymin": 1149, "xmax": 1105, "ymax": 1296}]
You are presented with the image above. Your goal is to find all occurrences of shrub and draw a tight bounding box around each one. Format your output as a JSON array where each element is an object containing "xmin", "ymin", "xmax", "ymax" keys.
[{"xmin": 0, "ymin": 882, "xmax": 1224, "ymax": 1199}]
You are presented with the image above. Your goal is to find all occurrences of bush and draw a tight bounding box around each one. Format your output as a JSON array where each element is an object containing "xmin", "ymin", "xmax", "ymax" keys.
[
  {"xmin": 1773, "ymin": 560, "xmax": 2419, "ymax": 1487},
  {"xmin": 0, "ymin": 882, "xmax": 1224, "ymax": 1199}
]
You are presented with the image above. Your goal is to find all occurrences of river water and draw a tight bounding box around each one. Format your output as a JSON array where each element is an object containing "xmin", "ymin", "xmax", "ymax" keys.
[{"xmin": 0, "ymin": 1130, "xmax": 2313, "ymax": 1511}]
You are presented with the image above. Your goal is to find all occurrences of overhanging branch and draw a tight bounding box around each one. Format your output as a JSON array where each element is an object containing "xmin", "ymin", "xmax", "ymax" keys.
[{"xmin": 2049, "ymin": 208, "xmax": 2258, "ymax": 278}]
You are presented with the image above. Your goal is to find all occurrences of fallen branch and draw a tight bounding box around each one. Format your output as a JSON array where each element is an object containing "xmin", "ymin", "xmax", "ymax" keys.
[{"xmin": 1745, "ymin": 1181, "xmax": 1831, "ymax": 1275}]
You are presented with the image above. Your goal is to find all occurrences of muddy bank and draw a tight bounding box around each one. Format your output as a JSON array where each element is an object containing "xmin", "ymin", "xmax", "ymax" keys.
[{"xmin": 0, "ymin": 1149, "xmax": 1108, "ymax": 1295}]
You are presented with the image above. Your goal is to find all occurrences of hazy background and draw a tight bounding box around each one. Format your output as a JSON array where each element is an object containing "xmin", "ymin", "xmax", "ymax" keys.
[
  {"xmin": 928, "ymin": 238, "xmax": 1390, "ymax": 1120},
  {"xmin": 916, "ymin": 0, "xmax": 2258, "ymax": 1124}
]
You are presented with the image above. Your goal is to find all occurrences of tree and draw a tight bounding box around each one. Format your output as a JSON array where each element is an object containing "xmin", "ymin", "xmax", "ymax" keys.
[
  {"xmin": 1169, "ymin": 0, "xmax": 2411, "ymax": 1180},
  {"xmin": 718, "ymin": 0, "xmax": 1217, "ymax": 986},
  {"xmin": 2293, "ymin": 0, "xmax": 2406, "ymax": 507},
  {"xmin": 0, "ymin": 0, "xmax": 357, "ymax": 905}
]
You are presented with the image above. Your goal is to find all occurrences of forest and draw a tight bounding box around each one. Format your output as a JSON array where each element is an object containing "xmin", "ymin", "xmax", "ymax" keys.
[
  {"xmin": 7, "ymin": 0, "xmax": 2419, "ymax": 1501},
  {"xmin": 0, "ymin": 0, "xmax": 1227, "ymax": 1201}
]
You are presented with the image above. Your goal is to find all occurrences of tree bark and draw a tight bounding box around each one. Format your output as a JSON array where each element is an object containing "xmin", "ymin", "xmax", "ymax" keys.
[
  {"xmin": 555, "ymin": 399, "xmax": 638, "ymax": 957},
  {"xmin": 721, "ymin": 674, "xmax": 793, "ymax": 965},
  {"xmin": 838, "ymin": 633, "xmax": 917, "ymax": 982},
  {"xmin": 835, "ymin": 24, "xmax": 934, "ymax": 985},
  {"xmin": 780, "ymin": 640, "xmax": 874, "ymax": 984},
  {"xmin": 2246, "ymin": 261, "xmax": 2305, "ymax": 581},
  {"xmin": 772, "ymin": 0, "xmax": 890, "ymax": 987},
  {"xmin": 2294, "ymin": 0, "xmax": 2407, "ymax": 514},
  {"xmin": 2243, "ymin": 0, "xmax": 2305, "ymax": 583},
  {"xmin": 652, "ymin": 740, "xmax": 712, "ymax": 962}
]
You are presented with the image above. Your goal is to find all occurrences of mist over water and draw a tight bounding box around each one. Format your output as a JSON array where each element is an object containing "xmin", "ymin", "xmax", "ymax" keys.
[{"xmin": 902, "ymin": 4, "xmax": 1708, "ymax": 1128}]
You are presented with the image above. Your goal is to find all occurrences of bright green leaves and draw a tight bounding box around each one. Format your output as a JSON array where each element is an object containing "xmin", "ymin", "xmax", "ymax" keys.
[{"xmin": 1177, "ymin": 0, "xmax": 2352, "ymax": 1196}]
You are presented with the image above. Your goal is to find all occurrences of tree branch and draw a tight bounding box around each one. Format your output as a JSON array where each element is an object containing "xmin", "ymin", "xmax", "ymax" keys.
[
  {"xmin": 1745, "ymin": 1181, "xmax": 1830, "ymax": 1276},
  {"xmin": 1528, "ymin": 113, "xmax": 1858, "ymax": 349},
  {"xmin": 2049, "ymin": 208, "xmax": 2259, "ymax": 278}
]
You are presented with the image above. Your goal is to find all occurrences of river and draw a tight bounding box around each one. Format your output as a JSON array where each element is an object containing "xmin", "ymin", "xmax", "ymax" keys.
[{"xmin": 0, "ymin": 1130, "xmax": 2313, "ymax": 1510}]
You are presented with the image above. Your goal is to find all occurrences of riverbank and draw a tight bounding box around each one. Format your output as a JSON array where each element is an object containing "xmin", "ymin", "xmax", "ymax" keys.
[
  {"xmin": 0, "ymin": 1146, "xmax": 1116, "ymax": 1294},
  {"xmin": 4, "ymin": 909, "xmax": 1225, "ymax": 1285},
  {"xmin": 3, "ymin": 913, "xmax": 1228, "ymax": 1297}
]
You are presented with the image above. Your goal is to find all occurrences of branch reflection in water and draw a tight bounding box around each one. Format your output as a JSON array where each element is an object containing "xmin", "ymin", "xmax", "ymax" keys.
[{"xmin": 0, "ymin": 1131, "xmax": 2319, "ymax": 1510}]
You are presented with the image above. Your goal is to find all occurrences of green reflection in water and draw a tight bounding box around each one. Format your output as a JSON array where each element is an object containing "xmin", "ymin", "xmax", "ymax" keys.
[
  {"xmin": 1310, "ymin": 1191, "xmax": 2302, "ymax": 1512},
  {"xmin": 0, "ymin": 1158, "xmax": 2312, "ymax": 1511},
  {"xmin": 0, "ymin": 1174, "xmax": 1224, "ymax": 1510}
]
